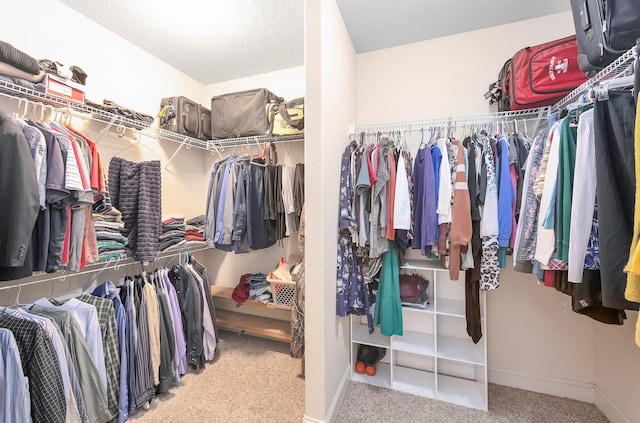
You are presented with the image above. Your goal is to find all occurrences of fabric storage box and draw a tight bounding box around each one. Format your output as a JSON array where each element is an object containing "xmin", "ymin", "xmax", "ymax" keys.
[{"xmin": 44, "ymin": 73, "xmax": 85, "ymax": 103}]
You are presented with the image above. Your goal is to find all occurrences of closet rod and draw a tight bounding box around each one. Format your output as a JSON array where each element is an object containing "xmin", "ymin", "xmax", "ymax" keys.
[
  {"xmin": 208, "ymin": 133, "xmax": 305, "ymax": 148},
  {"xmin": 352, "ymin": 107, "xmax": 547, "ymax": 134},
  {"xmin": 0, "ymin": 245, "xmax": 210, "ymax": 293},
  {"xmin": 552, "ymin": 46, "xmax": 637, "ymax": 112}
]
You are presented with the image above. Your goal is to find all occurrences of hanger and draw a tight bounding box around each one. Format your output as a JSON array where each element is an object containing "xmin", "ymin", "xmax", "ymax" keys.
[{"xmin": 251, "ymin": 141, "xmax": 268, "ymax": 161}]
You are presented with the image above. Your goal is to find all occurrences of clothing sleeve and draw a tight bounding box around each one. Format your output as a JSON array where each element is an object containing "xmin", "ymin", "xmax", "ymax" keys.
[
  {"xmin": 0, "ymin": 117, "xmax": 39, "ymax": 268},
  {"xmin": 568, "ymin": 110, "xmax": 596, "ymax": 282}
]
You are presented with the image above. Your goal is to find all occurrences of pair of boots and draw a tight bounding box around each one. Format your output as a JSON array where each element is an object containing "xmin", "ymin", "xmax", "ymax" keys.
[{"xmin": 355, "ymin": 344, "xmax": 386, "ymax": 376}]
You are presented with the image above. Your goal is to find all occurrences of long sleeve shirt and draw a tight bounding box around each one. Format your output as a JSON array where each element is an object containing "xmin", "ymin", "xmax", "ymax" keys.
[
  {"xmin": 0, "ymin": 328, "xmax": 32, "ymax": 423},
  {"xmin": 568, "ymin": 110, "xmax": 596, "ymax": 282},
  {"xmin": 497, "ymin": 137, "xmax": 514, "ymax": 248},
  {"xmin": 534, "ymin": 122, "xmax": 563, "ymax": 266},
  {"xmin": 93, "ymin": 281, "xmax": 129, "ymax": 423}
]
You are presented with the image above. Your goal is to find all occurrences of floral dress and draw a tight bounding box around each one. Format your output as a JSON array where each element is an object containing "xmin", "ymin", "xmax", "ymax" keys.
[{"xmin": 336, "ymin": 141, "xmax": 374, "ymax": 333}]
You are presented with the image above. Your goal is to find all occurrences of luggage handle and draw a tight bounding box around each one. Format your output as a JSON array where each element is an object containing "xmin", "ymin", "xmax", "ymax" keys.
[{"xmin": 276, "ymin": 98, "xmax": 304, "ymax": 130}]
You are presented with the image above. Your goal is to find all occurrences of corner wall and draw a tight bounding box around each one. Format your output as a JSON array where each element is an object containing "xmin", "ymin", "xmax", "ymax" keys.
[{"xmin": 304, "ymin": 0, "xmax": 357, "ymax": 421}]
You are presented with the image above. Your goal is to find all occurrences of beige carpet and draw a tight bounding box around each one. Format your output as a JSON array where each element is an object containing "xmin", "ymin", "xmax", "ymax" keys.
[
  {"xmin": 127, "ymin": 331, "xmax": 609, "ymax": 423},
  {"xmin": 129, "ymin": 330, "xmax": 305, "ymax": 423},
  {"xmin": 336, "ymin": 382, "xmax": 609, "ymax": 423}
]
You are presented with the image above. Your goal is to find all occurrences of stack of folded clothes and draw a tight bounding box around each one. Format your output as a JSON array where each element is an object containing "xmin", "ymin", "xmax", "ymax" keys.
[
  {"xmin": 158, "ymin": 214, "xmax": 186, "ymax": 252},
  {"xmin": 248, "ymin": 273, "xmax": 272, "ymax": 304},
  {"xmin": 185, "ymin": 215, "xmax": 205, "ymax": 242},
  {"xmin": 92, "ymin": 206, "xmax": 128, "ymax": 262},
  {"xmin": 85, "ymin": 99, "xmax": 154, "ymax": 129},
  {"xmin": 0, "ymin": 40, "xmax": 46, "ymax": 91}
]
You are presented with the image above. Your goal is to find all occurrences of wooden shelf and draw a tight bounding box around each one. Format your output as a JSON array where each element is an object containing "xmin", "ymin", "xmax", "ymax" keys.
[
  {"xmin": 216, "ymin": 309, "xmax": 291, "ymax": 342},
  {"xmin": 212, "ymin": 286, "xmax": 291, "ymax": 343},
  {"xmin": 211, "ymin": 285, "xmax": 278, "ymax": 309}
]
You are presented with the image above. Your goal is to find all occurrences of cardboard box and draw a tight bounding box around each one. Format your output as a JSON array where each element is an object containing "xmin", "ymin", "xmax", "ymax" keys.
[{"xmin": 44, "ymin": 74, "xmax": 85, "ymax": 103}]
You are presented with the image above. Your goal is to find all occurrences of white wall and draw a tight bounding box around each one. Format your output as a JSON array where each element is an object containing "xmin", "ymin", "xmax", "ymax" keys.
[
  {"xmin": 355, "ymin": 12, "xmax": 575, "ymax": 124},
  {"xmin": 304, "ymin": 0, "xmax": 356, "ymax": 421},
  {"xmin": 201, "ymin": 66, "xmax": 305, "ymax": 106},
  {"xmin": 0, "ymin": 0, "xmax": 210, "ymax": 218},
  {"xmin": 594, "ymin": 314, "xmax": 640, "ymax": 423},
  {"xmin": 0, "ymin": 0, "xmax": 207, "ymax": 302},
  {"xmin": 1, "ymin": 0, "xmax": 204, "ymax": 116},
  {"xmin": 197, "ymin": 67, "xmax": 305, "ymax": 293},
  {"xmin": 353, "ymin": 10, "xmax": 640, "ymax": 423}
]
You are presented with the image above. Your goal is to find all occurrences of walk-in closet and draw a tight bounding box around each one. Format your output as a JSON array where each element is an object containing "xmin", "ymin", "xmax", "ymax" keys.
[{"xmin": 0, "ymin": 1, "xmax": 638, "ymax": 423}]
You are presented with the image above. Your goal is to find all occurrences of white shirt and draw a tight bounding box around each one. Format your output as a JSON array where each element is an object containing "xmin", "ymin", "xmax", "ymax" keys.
[
  {"xmin": 393, "ymin": 154, "xmax": 411, "ymax": 230},
  {"xmin": 534, "ymin": 121, "xmax": 563, "ymax": 266},
  {"xmin": 437, "ymin": 138, "xmax": 452, "ymax": 224},
  {"xmin": 568, "ymin": 110, "xmax": 596, "ymax": 282},
  {"xmin": 34, "ymin": 297, "xmax": 108, "ymax": 394}
]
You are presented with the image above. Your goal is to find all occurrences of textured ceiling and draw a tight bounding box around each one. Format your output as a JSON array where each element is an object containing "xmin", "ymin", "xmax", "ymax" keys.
[
  {"xmin": 57, "ymin": 0, "xmax": 305, "ymax": 85},
  {"xmin": 57, "ymin": 0, "xmax": 570, "ymax": 85},
  {"xmin": 337, "ymin": 0, "xmax": 571, "ymax": 53}
]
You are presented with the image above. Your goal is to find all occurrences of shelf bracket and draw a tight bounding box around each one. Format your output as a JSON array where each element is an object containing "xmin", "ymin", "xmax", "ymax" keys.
[
  {"xmin": 94, "ymin": 115, "xmax": 119, "ymax": 144},
  {"xmin": 165, "ymin": 136, "xmax": 189, "ymax": 169}
]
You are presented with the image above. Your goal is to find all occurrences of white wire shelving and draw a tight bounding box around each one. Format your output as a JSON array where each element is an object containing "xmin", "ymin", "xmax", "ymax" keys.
[{"xmin": 0, "ymin": 79, "xmax": 304, "ymax": 152}]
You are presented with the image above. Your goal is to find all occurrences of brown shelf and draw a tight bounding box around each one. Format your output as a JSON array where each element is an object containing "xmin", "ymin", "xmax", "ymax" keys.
[
  {"xmin": 211, "ymin": 285, "xmax": 291, "ymax": 343},
  {"xmin": 216, "ymin": 309, "xmax": 291, "ymax": 342},
  {"xmin": 211, "ymin": 285, "xmax": 278, "ymax": 309}
]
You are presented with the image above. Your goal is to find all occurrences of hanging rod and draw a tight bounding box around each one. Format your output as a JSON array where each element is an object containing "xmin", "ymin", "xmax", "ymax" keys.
[
  {"xmin": 208, "ymin": 133, "xmax": 305, "ymax": 148},
  {"xmin": 0, "ymin": 245, "xmax": 211, "ymax": 293},
  {"xmin": 552, "ymin": 46, "xmax": 637, "ymax": 112},
  {"xmin": 352, "ymin": 107, "xmax": 547, "ymax": 134}
]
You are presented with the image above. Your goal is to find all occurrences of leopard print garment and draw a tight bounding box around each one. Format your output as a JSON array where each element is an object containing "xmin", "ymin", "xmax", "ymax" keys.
[{"xmin": 480, "ymin": 143, "xmax": 500, "ymax": 291}]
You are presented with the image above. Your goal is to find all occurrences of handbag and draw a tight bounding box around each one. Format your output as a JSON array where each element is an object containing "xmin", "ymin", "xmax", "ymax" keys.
[
  {"xmin": 268, "ymin": 97, "xmax": 304, "ymax": 136},
  {"xmin": 399, "ymin": 274, "xmax": 429, "ymax": 309}
]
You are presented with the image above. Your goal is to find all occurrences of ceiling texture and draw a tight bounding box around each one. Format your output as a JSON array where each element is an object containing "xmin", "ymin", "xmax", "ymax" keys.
[{"xmin": 58, "ymin": 0, "xmax": 570, "ymax": 85}]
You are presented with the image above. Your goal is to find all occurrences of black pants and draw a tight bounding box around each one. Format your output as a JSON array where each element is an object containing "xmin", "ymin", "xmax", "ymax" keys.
[{"xmin": 594, "ymin": 91, "xmax": 639, "ymax": 310}]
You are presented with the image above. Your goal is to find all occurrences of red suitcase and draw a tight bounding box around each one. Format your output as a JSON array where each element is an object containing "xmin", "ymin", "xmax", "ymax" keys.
[{"xmin": 509, "ymin": 35, "xmax": 588, "ymax": 110}]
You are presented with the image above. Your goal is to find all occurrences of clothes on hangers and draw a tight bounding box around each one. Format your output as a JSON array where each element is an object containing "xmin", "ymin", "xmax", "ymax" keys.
[
  {"xmin": 203, "ymin": 153, "xmax": 304, "ymax": 253},
  {"xmin": 336, "ymin": 126, "xmax": 534, "ymax": 341}
]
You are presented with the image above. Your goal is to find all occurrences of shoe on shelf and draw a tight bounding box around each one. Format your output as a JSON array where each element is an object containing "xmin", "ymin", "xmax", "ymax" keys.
[
  {"xmin": 355, "ymin": 344, "xmax": 371, "ymax": 374},
  {"xmin": 364, "ymin": 346, "xmax": 387, "ymax": 377}
]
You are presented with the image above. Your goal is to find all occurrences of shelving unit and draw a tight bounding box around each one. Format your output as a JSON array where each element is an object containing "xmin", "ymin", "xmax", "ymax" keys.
[
  {"xmin": 0, "ymin": 79, "xmax": 304, "ymax": 150},
  {"xmin": 350, "ymin": 259, "xmax": 488, "ymax": 411},
  {"xmin": 210, "ymin": 286, "xmax": 292, "ymax": 343}
]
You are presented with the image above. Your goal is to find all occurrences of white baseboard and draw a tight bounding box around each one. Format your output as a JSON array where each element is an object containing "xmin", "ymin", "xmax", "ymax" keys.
[
  {"xmin": 303, "ymin": 365, "xmax": 351, "ymax": 423},
  {"xmin": 488, "ymin": 367, "xmax": 594, "ymax": 403},
  {"xmin": 594, "ymin": 385, "xmax": 633, "ymax": 423}
]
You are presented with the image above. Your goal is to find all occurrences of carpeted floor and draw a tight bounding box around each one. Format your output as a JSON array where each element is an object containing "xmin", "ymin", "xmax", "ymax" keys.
[
  {"xmin": 128, "ymin": 331, "xmax": 608, "ymax": 423},
  {"xmin": 336, "ymin": 382, "xmax": 609, "ymax": 423},
  {"xmin": 128, "ymin": 330, "xmax": 305, "ymax": 423}
]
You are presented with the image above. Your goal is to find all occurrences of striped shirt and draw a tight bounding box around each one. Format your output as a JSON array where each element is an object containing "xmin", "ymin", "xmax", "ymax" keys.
[
  {"xmin": 568, "ymin": 109, "xmax": 596, "ymax": 282},
  {"xmin": 0, "ymin": 314, "xmax": 66, "ymax": 423},
  {"xmin": 78, "ymin": 294, "xmax": 121, "ymax": 422},
  {"xmin": 133, "ymin": 277, "xmax": 156, "ymax": 407},
  {"xmin": 0, "ymin": 328, "xmax": 31, "ymax": 423}
]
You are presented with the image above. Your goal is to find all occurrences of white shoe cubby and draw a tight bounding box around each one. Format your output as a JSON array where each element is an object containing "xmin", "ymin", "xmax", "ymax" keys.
[{"xmin": 350, "ymin": 258, "xmax": 488, "ymax": 411}]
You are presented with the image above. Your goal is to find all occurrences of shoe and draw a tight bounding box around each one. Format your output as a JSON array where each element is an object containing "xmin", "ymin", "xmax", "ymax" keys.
[
  {"xmin": 364, "ymin": 346, "xmax": 387, "ymax": 377},
  {"xmin": 355, "ymin": 344, "xmax": 370, "ymax": 374}
]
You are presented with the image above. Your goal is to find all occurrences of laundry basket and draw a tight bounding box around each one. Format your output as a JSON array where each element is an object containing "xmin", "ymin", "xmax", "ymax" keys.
[{"xmin": 267, "ymin": 277, "xmax": 296, "ymax": 310}]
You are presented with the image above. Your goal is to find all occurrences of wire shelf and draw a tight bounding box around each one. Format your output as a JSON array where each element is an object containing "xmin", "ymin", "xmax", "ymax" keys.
[
  {"xmin": 552, "ymin": 47, "xmax": 637, "ymax": 111},
  {"xmin": 0, "ymin": 79, "xmax": 304, "ymax": 151},
  {"xmin": 353, "ymin": 107, "xmax": 547, "ymax": 134}
]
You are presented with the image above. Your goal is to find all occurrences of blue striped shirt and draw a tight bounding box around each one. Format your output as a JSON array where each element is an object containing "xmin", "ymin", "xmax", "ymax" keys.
[{"xmin": 0, "ymin": 328, "xmax": 31, "ymax": 423}]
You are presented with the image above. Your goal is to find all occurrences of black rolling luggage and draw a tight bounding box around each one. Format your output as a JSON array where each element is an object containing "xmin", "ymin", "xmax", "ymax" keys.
[
  {"xmin": 571, "ymin": 0, "xmax": 640, "ymax": 75},
  {"xmin": 159, "ymin": 96, "xmax": 210, "ymax": 140}
]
